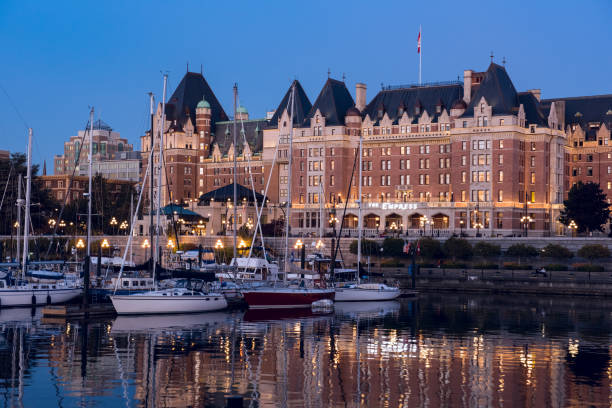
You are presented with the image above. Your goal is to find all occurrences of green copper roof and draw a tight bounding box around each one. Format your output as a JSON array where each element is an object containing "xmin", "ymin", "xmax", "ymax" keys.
[
  {"xmin": 236, "ymin": 105, "xmax": 248, "ymax": 114},
  {"xmin": 197, "ymin": 99, "xmax": 210, "ymax": 109}
]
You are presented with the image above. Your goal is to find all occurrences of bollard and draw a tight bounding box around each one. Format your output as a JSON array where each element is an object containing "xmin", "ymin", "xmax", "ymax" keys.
[{"xmin": 226, "ymin": 395, "xmax": 243, "ymax": 408}]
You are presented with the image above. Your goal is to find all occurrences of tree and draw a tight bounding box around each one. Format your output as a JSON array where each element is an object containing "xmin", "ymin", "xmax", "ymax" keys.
[
  {"xmin": 541, "ymin": 243, "xmax": 573, "ymax": 259},
  {"xmin": 577, "ymin": 244, "xmax": 610, "ymax": 261},
  {"xmin": 560, "ymin": 182, "xmax": 611, "ymax": 233},
  {"xmin": 506, "ymin": 243, "xmax": 539, "ymax": 258},
  {"xmin": 417, "ymin": 237, "xmax": 443, "ymax": 260},
  {"xmin": 473, "ymin": 241, "xmax": 501, "ymax": 257},
  {"xmin": 349, "ymin": 239, "xmax": 380, "ymax": 256},
  {"xmin": 442, "ymin": 237, "xmax": 473, "ymax": 260},
  {"xmin": 382, "ymin": 238, "xmax": 405, "ymax": 257}
]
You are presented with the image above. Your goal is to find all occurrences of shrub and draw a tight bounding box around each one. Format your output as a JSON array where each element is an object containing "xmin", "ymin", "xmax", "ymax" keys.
[
  {"xmin": 543, "ymin": 263, "xmax": 568, "ymax": 271},
  {"xmin": 382, "ymin": 238, "xmax": 406, "ymax": 257},
  {"xmin": 180, "ymin": 242, "xmax": 198, "ymax": 251},
  {"xmin": 349, "ymin": 239, "xmax": 380, "ymax": 256},
  {"xmin": 577, "ymin": 244, "xmax": 611, "ymax": 260},
  {"xmin": 417, "ymin": 262, "xmax": 435, "ymax": 268},
  {"xmin": 417, "ymin": 237, "xmax": 444, "ymax": 260},
  {"xmin": 442, "ymin": 261, "xmax": 468, "ymax": 269},
  {"xmin": 541, "ymin": 244, "xmax": 573, "ymax": 259},
  {"xmin": 380, "ymin": 259, "xmax": 404, "ymax": 268},
  {"xmin": 506, "ymin": 244, "xmax": 539, "ymax": 258},
  {"xmin": 503, "ymin": 262, "xmax": 532, "ymax": 270},
  {"xmin": 473, "ymin": 241, "xmax": 501, "ymax": 257},
  {"xmin": 442, "ymin": 237, "xmax": 472, "ymax": 260},
  {"xmin": 572, "ymin": 263, "xmax": 605, "ymax": 272},
  {"xmin": 473, "ymin": 262, "xmax": 499, "ymax": 270}
]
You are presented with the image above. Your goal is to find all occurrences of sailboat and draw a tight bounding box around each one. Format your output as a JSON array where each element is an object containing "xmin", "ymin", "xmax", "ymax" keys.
[
  {"xmin": 332, "ymin": 105, "xmax": 399, "ymax": 302},
  {"xmin": 241, "ymin": 82, "xmax": 335, "ymax": 309},
  {"xmin": 110, "ymin": 74, "xmax": 227, "ymax": 315},
  {"xmin": 0, "ymin": 128, "xmax": 81, "ymax": 307}
]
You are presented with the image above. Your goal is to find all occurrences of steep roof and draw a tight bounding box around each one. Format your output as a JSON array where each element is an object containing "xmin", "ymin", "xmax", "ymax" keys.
[
  {"xmin": 463, "ymin": 63, "xmax": 518, "ymax": 116},
  {"xmin": 518, "ymin": 92, "xmax": 547, "ymax": 126},
  {"xmin": 198, "ymin": 183, "xmax": 266, "ymax": 205},
  {"xmin": 541, "ymin": 94, "xmax": 612, "ymax": 126},
  {"xmin": 213, "ymin": 119, "xmax": 268, "ymax": 156},
  {"xmin": 164, "ymin": 72, "xmax": 229, "ymax": 131},
  {"xmin": 306, "ymin": 78, "xmax": 355, "ymax": 126},
  {"xmin": 269, "ymin": 80, "xmax": 312, "ymax": 127},
  {"xmin": 364, "ymin": 83, "xmax": 463, "ymax": 123}
]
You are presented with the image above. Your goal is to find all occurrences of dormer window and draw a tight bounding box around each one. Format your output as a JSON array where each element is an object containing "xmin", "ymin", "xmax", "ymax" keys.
[
  {"xmin": 436, "ymin": 105, "xmax": 441, "ymax": 114},
  {"xmin": 415, "ymin": 106, "xmax": 421, "ymax": 115},
  {"xmin": 316, "ymin": 115, "xmax": 320, "ymax": 124},
  {"xmin": 398, "ymin": 106, "xmax": 404, "ymax": 116},
  {"xmin": 480, "ymin": 103, "xmax": 485, "ymax": 113}
]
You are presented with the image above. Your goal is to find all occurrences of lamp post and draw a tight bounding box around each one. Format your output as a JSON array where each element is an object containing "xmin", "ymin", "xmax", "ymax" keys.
[
  {"xmin": 76, "ymin": 238, "xmax": 85, "ymax": 264},
  {"xmin": 459, "ymin": 219, "xmax": 464, "ymax": 237},
  {"xmin": 101, "ymin": 238, "xmax": 110, "ymax": 259},
  {"xmin": 119, "ymin": 220, "xmax": 128, "ymax": 235},
  {"xmin": 520, "ymin": 215, "xmax": 533, "ymax": 237},
  {"xmin": 214, "ymin": 239, "xmax": 224, "ymax": 264},
  {"xmin": 110, "ymin": 217, "xmax": 118, "ymax": 235},
  {"xmin": 474, "ymin": 221, "xmax": 483, "ymax": 238},
  {"xmin": 568, "ymin": 220, "xmax": 578, "ymax": 237}
]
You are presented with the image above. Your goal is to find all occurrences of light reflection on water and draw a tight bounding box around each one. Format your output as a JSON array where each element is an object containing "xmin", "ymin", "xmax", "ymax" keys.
[{"xmin": 0, "ymin": 294, "xmax": 611, "ymax": 407}]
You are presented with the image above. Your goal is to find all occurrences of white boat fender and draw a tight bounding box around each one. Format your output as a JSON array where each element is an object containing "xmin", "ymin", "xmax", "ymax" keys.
[{"xmin": 311, "ymin": 299, "xmax": 333, "ymax": 309}]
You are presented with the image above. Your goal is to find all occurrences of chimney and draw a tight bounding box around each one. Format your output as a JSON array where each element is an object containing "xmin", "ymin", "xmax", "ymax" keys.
[
  {"xmin": 528, "ymin": 89, "xmax": 541, "ymax": 102},
  {"xmin": 355, "ymin": 83, "xmax": 367, "ymax": 112},
  {"xmin": 463, "ymin": 70, "xmax": 472, "ymax": 104}
]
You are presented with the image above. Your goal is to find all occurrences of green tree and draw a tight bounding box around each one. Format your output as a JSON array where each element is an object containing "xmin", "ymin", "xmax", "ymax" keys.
[
  {"xmin": 541, "ymin": 243, "xmax": 573, "ymax": 259},
  {"xmin": 506, "ymin": 243, "xmax": 539, "ymax": 258},
  {"xmin": 417, "ymin": 237, "xmax": 443, "ymax": 260},
  {"xmin": 473, "ymin": 241, "xmax": 501, "ymax": 257},
  {"xmin": 577, "ymin": 244, "xmax": 610, "ymax": 260},
  {"xmin": 560, "ymin": 182, "xmax": 611, "ymax": 233},
  {"xmin": 349, "ymin": 239, "xmax": 380, "ymax": 256},
  {"xmin": 382, "ymin": 238, "xmax": 405, "ymax": 257},
  {"xmin": 443, "ymin": 237, "xmax": 473, "ymax": 260}
]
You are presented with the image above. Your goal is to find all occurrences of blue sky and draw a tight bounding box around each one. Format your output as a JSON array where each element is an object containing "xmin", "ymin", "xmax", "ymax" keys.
[{"xmin": 1, "ymin": 0, "xmax": 611, "ymax": 169}]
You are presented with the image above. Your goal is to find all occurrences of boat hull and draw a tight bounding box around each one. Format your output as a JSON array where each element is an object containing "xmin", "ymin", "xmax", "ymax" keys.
[
  {"xmin": 0, "ymin": 288, "xmax": 82, "ymax": 307},
  {"xmin": 242, "ymin": 288, "xmax": 335, "ymax": 309},
  {"xmin": 335, "ymin": 287, "xmax": 400, "ymax": 302},
  {"xmin": 110, "ymin": 294, "xmax": 228, "ymax": 315}
]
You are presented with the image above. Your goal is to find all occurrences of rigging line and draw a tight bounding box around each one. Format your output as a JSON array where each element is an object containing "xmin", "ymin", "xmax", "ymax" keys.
[
  {"xmin": 236, "ymin": 96, "xmax": 268, "ymax": 263},
  {"xmin": 0, "ymin": 81, "xmax": 28, "ymax": 129},
  {"xmin": 45, "ymin": 116, "xmax": 94, "ymax": 256},
  {"xmin": 0, "ymin": 163, "xmax": 13, "ymax": 215},
  {"xmin": 160, "ymin": 148, "xmax": 180, "ymax": 252},
  {"xmin": 331, "ymin": 141, "xmax": 359, "ymax": 280}
]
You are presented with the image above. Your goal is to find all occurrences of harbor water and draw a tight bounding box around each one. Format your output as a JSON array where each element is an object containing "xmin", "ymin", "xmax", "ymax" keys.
[{"xmin": 1, "ymin": 293, "xmax": 611, "ymax": 407}]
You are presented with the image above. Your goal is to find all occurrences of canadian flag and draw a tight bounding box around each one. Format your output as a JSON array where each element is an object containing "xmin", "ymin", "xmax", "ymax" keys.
[{"xmin": 417, "ymin": 29, "xmax": 421, "ymax": 54}]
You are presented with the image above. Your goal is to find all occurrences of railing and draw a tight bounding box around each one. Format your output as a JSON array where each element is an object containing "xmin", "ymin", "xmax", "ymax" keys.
[{"xmin": 381, "ymin": 80, "xmax": 462, "ymax": 91}]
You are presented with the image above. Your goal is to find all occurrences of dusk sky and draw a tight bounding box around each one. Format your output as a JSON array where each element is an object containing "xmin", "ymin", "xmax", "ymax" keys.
[{"xmin": 1, "ymin": 0, "xmax": 611, "ymax": 169}]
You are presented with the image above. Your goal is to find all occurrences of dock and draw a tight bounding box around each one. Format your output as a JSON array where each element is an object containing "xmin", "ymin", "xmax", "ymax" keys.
[{"xmin": 42, "ymin": 303, "xmax": 116, "ymax": 319}]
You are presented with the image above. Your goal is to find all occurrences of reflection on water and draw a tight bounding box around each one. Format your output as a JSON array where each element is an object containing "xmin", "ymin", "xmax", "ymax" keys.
[{"xmin": 1, "ymin": 294, "xmax": 612, "ymax": 407}]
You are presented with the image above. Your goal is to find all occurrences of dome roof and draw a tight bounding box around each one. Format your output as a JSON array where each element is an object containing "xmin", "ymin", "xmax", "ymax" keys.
[
  {"xmin": 196, "ymin": 99, "xmax": 210, "ymax": 109},
  {"xmin": 451, "ymin": 99, "xmax": 467, "ymax": 109},
  {"xmin": 236, "ymin": 105, "xmax": 248, "ymax": 114},
  {"xmin": 345, "ymin": 106, "xmax": 361, "ymax": 117}
]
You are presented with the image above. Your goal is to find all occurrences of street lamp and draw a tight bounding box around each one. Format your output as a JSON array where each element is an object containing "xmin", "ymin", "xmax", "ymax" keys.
[
  {"xmin": 76, "ymin": 238, "xmax": 85, "ymax": 263},
  {"xmin": 110, "ymin": 217, "xmax": 118, "ymax": 235},
  {"xmin": 215, "ymin": 239, "xmax": 224, "ymax": 249},
  {"xmin": 568, "ymin": 220, "xmax": 578, "ymax": 237},
  {"xmin": 315, "ymin": 239, "xmax": 325, "ymax": 250},
  {"xmin": 294, "ymin": 239, "xmax": 303, "ymax": 249},
  {"xmin": 119, "ymin": 220, "xmax": 128, "ymax": 235},
  {"xmin": 459, "ymin": 219, "xmax": 464, "ymax": 237},
  {"xmin": 167, "ymin": 238, "xmax": 175, "ymax": 250},
  {"xmin": 474, "ymin": 221, "xmax": 484, "ymax": 237},
  {"xmin": 141, "ymin": 239, "xmax": 150, "ymax": 249},
  {"xmin": 520, "ymin": 216, "xmax": 533, "ymax": 237},
  {"xmin": 101, "ymin": 238, "xmax": 110, "ymax": 258}
]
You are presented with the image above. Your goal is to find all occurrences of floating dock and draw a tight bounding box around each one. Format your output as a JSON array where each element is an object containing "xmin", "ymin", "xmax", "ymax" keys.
[{"xmin": 42, "ymin": 303, "xmax": 116, "ymax": 318}]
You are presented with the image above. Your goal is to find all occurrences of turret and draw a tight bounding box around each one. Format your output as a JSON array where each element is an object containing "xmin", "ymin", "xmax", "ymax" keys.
[{"xmin": 196, "ymin": 99, "xmax": 212, "ymax": 158}]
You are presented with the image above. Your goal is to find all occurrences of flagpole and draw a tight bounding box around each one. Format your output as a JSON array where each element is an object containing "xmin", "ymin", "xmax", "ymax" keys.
[{"xmin": 419, "ymin": 25, "xmax": 422, "ymax": 85}]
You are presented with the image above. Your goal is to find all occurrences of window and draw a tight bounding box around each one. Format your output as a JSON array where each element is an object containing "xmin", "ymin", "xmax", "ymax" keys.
[
  {"xmin": 462, "ymin": 141, "xmax": 467, "ymax": 150},
  {"xmin": 199, "ymin": 167, "xmax": 204, "ymax": 175},
  {"xmin": 498, "ymin": 190, "xmax": 503, "ymax": 202},
  {"xmin": 461, "ymin": 190, "xmax": 466, "ymax": 202},
  {"xmin": 463, "ymin": 121, "xmax": 467, "ymax": 128},
  {"xmin": 531, "ymin": 172, "xmax": 536, "ymax": 184},
  {"xmin": 461, "ymin": 155, "xmax": 467, "ymax": 166},
  {"xmin": 498, "ymin": 170, "xmax": 504, "ymax": 182},
  {"xmin": 608, "ymin": 181, "xmax": 611, "ymax": 190},
  {"xmin": 498, "ymin": 154, "xmax": 503, "ymax": 165},
  {"xmin": 530, "ymin": 156, "xmax": 536, "ymax": 167},
  {"xmin": 462, "ymin": 171, "xmax": 467, "ymax": 183},
  {"xmin": 499, "ymin": 140, "xmax": 504, "ymax": 148},
  {"xmin": 330, "ymin": 160, "xmax": 335, "ymax": 171},
  {"xmin": 330, "ymin": 175, "xmax": 335, "ymax": 186},
  {"xmin": 530, "ymin": 191, "xmax": 536, "ymax": 203},
  {"xmin": 587, "ymin": 166, "xmax": 593, "ymax": 176},
  {"xmin": 531, "ymin": 142, "xmax": 536, "ymax": 151}
]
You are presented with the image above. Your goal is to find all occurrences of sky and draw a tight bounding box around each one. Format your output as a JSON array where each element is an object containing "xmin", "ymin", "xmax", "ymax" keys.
[{"xmin": 0, "ymin": 0, "xmax": 611, "ymax": 170}]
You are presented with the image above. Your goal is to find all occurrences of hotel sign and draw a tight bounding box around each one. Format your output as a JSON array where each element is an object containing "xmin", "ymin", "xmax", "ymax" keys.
[{"xmin": 367, "ymin": 202, "xmax": 419, "ymax": 210}]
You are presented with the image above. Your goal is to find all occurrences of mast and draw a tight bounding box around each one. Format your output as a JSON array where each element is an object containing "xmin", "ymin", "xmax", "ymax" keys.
[
  {"xmin": 232, "ymin": 84, "xmax": 238, "ymax": 261},
  {"xmin": 155, "ymin": 75, "xmax": 168, "ymax": 272},
  {"xmin": 357, "ymin": 118, "xmax": 363, "ymax": 281},
  {"xmin": 21, "ymin": 128, "xmax": 32, "ymax": 276},
  {"xmin": 16, "ymin": 173, "xmax": 22, "ymax": 266},
  {"xmin": 87, "ymin": 108, "xmax": 94, "ymax": 257},
  {"xmin": 319, "ymin": 182, "xmax": 324, "ymax": 240},
  {"xmin": 148, "ymin": 93, "xmax": 155, "ymax": 265},
  {"xmin": 282, "ymin": 84, "xmax": 296, "ymax": 276}
]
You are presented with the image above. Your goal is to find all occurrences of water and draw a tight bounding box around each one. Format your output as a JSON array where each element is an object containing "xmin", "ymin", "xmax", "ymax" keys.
[{"xmin": 1, "ymin": 293, "xmax": 611, "ymax": 407}]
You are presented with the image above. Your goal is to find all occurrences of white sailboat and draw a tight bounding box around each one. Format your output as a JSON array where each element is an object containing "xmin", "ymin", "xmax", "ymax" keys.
[
  {"xmin": 0, "ymin": 128, "xmax": 81, "ymax": 307},
  {"xmin": 334, "ymin": 107, "xmax": 399, "ymax": 302},
  {"xmin": 110, "ymin": 74, "xmax": 227, "ymax": 315}
]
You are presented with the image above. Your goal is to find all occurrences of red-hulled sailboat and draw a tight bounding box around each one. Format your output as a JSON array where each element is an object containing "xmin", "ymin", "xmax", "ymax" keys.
[{"xmin": 240, "ymin": 82, "xmax": 335, "ymax": 309}]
